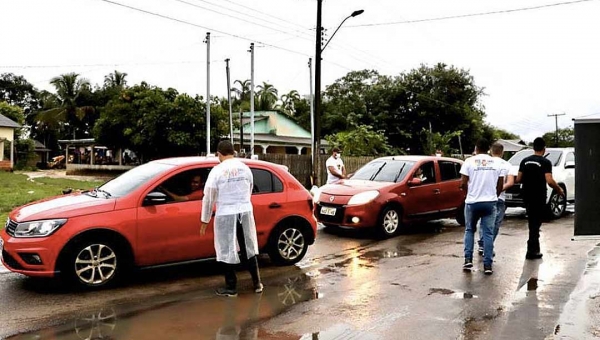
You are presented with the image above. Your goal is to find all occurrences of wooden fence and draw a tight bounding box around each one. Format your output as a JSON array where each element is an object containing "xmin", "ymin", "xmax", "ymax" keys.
[{"xmin": 259, "ymin": 154, "xmax": 376, "ymax": 187}]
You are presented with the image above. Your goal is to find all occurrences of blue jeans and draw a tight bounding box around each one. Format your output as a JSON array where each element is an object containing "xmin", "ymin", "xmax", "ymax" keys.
[
  {"xmin": 464, "ymin": 201, "xmax": 497, "ymax": 266},
  {"xmin": 478, "ymin": 200, "xmax": 506, "ymax": 246}
]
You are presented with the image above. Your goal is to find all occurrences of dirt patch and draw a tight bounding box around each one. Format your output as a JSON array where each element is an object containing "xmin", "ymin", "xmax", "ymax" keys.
[{"xmin": 19, "ymin": 170, "xmax": 108, "ymax": 182}]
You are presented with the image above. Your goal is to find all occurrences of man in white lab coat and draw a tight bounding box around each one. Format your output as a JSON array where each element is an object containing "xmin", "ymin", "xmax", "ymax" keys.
[{"xmin": 200, "ymin": 140, "xmax": 263, "ymax": 297}]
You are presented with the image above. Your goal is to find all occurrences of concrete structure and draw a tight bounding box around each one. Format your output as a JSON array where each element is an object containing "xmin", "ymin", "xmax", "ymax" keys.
[
  {"xmin": 57, "ymin": 138, "xmax": 134, "ymax": 174},
  {"xmin": 0, "ymin": 113, "xmax": 21, "ymax": 171}
]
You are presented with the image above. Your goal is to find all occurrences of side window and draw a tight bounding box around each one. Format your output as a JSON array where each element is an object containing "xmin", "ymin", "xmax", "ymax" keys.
[
  {"xmin": 439, "ymin": 161, "xmax": 461, "ymax": 181},
  {"xmin": 251, "ymin": 168, "xmax": 284, "ymax": 194},
  {"xmin": 565, "ymin": 152, "xmax": 575, "ymax": 164},
  {"xmin": 414, "ymin": 161, "xmax": 436, "ymax": 184},
  {"xmin": 154, "ymin": 168, "xmax": 210, "ymax": 203}
]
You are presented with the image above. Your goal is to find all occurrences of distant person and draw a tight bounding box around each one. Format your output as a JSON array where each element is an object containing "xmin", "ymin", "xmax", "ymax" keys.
[
  {"xmin": 200, "ymin": 140, "xmax": 263, "ymax": 297},
  {"xmin": 516, "ymin": 137, "xmax": 564, "ymax": 260},
  {"xmin": 326, "ymin": 147, "xmax": 346, "ymax": 184},
  {"xmin": 161, "ymin": 175, "xmax": 204, "ymax": 201},
  {"xmin": 413, "ymin": 167, "xmax": 427, "ymax": 182},
  {"xmin": 477, "ymin": 142, "xmax": 516, "ymax": 255},
  {"xmin": 460, "ymin": 138, "xmax": 504, "ymax": 275}
]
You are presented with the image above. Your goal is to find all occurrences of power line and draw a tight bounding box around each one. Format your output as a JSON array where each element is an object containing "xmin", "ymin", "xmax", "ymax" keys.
[
  {"xmin": 94, "ymin": 0, "xmax": 310, "ymax": 57},
  {"xmin": 346, "ymin": 0, "xmax": 598, "ymax": 28}
]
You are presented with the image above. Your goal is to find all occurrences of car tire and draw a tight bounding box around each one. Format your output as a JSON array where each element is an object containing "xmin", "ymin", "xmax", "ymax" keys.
[
  {"xmin": 268, "ymin": 223, "xmax": 309, "ymax": 266},
  {"xmin": 546, "ymin": 188, "xmax": 566, "ymax": 219},
  {"xmin": 378, "ymin": 206, "xmax": 402, "ymax": 238},
  {"xmin": 61, "ymin": 238, "xmax": 126, "ymax": 289}
]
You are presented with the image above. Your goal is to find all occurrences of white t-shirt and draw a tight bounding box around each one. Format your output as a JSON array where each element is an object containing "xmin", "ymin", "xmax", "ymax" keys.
[
  {"xmin": 326, "ymin": 156, "xmax": 345, "ymax": 184},
  {"xmin": 495, "ymin": 157, "xmax": 517, "ymax": 201},
  {"xmin": 460, "ymin": 154, "xmax": 504, "ymax": 204}
]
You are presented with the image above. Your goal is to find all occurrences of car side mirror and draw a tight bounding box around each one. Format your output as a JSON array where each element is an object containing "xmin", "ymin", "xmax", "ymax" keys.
[
  {"xmin": 565, "ymin": 161, "xmax": 575, "ymax": 169},
  {"xmin": 408, "ymin": 178, "xmax": 423, "ymax": 186},
  {"xmin": 144, "ymin": 191, "xmax": 168, "ymax": 205}
]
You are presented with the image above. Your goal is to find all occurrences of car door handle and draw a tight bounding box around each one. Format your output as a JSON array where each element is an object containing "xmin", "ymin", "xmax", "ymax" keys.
[
  {"xmin": 433, "ymin": 189, "xmax": 441, "ymax": 194},
  {"xmin": 269, "ymin": 202, "xmax": 282, "ymax": 208}
]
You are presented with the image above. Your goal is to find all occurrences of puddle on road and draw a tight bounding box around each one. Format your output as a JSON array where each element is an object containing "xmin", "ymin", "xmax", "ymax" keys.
[
  {"xmin": 7, "ymin": 273, "xmax": 319, "ymax": 340},
  {"xmin": 428, "ymin": 288, "xmax": 479, "ymax": 299}
]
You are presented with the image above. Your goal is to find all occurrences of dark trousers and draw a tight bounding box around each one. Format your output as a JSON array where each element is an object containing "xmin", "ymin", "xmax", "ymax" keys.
[
  {"xmin": 525, "ymin": 199, "xmax": 545, "ymax": 253},
  {"xmin": 223, "ymin": 215, "xmax": 261, "ymax": 290}
]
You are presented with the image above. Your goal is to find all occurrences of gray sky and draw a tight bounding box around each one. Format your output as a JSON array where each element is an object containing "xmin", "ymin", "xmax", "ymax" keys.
[{"xmin": 2, "ymin": 0, "xmax": 599, "ymax": 142}]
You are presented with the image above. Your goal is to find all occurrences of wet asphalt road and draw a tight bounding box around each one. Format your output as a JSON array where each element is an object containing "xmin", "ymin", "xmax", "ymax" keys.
[{"xmin": 1, "ymin": 207, "xmax": 599, "ymax": 339}]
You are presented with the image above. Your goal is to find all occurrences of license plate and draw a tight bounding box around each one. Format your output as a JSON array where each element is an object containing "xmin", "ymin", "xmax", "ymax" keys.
[
  {"xmin": 320, "ymin": 206, "xmax": 337, "ymax": 216},
  {"xmin": 505, "ymin": 193, "xmax": 513, "ymax": 200}
]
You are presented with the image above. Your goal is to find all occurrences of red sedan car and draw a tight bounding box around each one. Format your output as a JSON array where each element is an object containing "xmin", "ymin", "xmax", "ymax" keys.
[
  {"xmin": 1, "ymin": 157, "xmax": 317, "ymax": 289},
  {"xmin": 315, "ymin": 156, "xmax": 466, "ymax": 237}
]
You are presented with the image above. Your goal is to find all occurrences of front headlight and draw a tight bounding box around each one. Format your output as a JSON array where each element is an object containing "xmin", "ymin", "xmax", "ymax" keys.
[
  {"xmin": 14, "ymin": 219, "xmax": 68, "ymax": 238},
  {"xmin": 347, "ymin": 190, "xmax": 379, "ymax": 206}
]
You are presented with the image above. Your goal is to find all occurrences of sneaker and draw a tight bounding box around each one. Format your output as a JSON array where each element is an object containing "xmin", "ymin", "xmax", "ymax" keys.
[
  {"xmin": 463, "ymin": 258, "xmax": 473, "ymax": 270},
  {"xmin": 478, "ymin": 246, "xmax": 484, "ymax": 256},
  {"xmin": 525, "ymin": 252, "xmax": 543, "ymax": 260},
  {"xmin": 215, "ymin": 287, "xmax": 238, "ymax": 297},
  {"xmin": 484, "ymin": 265, "xmax": 493, "ymax": 275},
  {"xmin": 254, "ymin": 283, "xmax": 264, "ymax": 294}
]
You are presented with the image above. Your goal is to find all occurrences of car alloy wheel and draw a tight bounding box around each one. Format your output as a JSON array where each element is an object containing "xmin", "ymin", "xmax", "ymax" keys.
[
  {"xmin": 380, "ymin": 207, "xmax": 401, "ymax": 237},
  {"xmin": 74, "ymin": 243, "xmax": 118, "ymax": 286},
  {"xmin": 277, "ymin": 227, "xmax": 305, "ymax": 262},
  {"xmin": 548, "ymin": 190, "xmax": 566, "ymax": 219}
]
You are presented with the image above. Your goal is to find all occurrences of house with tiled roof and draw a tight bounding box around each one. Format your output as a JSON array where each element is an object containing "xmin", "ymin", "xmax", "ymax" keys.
[{"xmin": 0, "ymin": 113, "xmax": 21, "ymax": 170}]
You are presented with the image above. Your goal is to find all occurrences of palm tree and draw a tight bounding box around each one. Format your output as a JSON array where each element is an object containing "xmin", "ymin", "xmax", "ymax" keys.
[
  {"xmin": 104, "ymin": 70, "xmax": 128, "ymax": 88},
  {"xmin": 256, "ymin": 82, "xmax": 278, "ymax": 111},
  {"xmin": 280, "ymin": 90, "xmax": 301, "ymax": 115},
  {"xmin": 35, "ymin": 73, "xmax": 94, "ymax": 139}
]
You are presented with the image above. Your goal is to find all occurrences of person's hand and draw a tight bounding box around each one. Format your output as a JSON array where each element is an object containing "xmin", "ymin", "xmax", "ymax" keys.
[
  {"xmin": 200, "ymin": 222, "xmax": 208, "ymax": 235},
  {"xmin": 558, "ymin": 187, "xmax": 565, "ymax": 197}
]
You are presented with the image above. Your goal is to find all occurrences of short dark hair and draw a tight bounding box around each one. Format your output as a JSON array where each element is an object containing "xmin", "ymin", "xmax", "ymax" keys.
[
  {"xmin": 217, "ymin": 140, "xmax": 235, "ymax": 156},
  {"xmin": 533, "ymin": 137, "xmax": 546, "ymax": 151},
  {"xmin": 332, "ymin": 147, "xmax": 341, "ymax": 153},
  {"xmin": 475, "ymin": 138, "xmax": 490, "ymax": 153},
  {"xmin": 491, "ymin": 142, "xmax": 504, "ymax": 155}
]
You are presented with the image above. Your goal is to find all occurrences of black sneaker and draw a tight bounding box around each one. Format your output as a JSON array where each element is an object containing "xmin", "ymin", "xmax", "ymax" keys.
[
  {"xmin": 484, "ymin": 265, "xmax": 493, "ymax": 275},
  {"xmin": 463, "ymin": 258, "xmax": 473, "ymax": 270},
  {"xmin": 254, "ymin": 283, "xmax": 264, "ymax": 294},
  {"xmin": 525, "ymin": 252, "xmax": 543, "ymax": 260},
  {"xmin": 215, "ymin": 287, "xmax": 238, "ymax": 297},
  {"xmin": 478, "ymin": 246, "xmax": 484, "ymax": 256}
]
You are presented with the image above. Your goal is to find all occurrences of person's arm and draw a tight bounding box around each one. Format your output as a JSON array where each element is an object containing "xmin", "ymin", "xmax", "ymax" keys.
[
  {"xmin": 545, "ymin": 174, "xmax": 564, "ymax": 196},
  {"xmin": 503, "ymin": 175, "xmax": 515, "ymax": 191},
  {"xmin": 496, "ymin": 176, "xmax": 504, "ymax": 197},
  {"xmin": 327, "ymin": 165, "xmax": 345, "ymax": 179},
  {"xmin": 341, "ymin": 163, "xmax": 347, "ymax": 177},
  {"xmin": 161, "ymin": 187, "xmax": 189, "ymax": 202},
  {"xmin": 460, "ymin": 174, "xmax": 469, "ymax": 193},
  {"xmin": 200, "ymin": 173, "xmax": 217, "ymax": 235}
]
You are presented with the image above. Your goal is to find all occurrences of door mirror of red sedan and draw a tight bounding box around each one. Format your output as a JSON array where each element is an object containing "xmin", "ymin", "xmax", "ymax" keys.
[
  {"xmin": 408, "ymin": 178, "xmax": 423, "ymax": 186},
  {"xmin": 144, "ymin": 191, "xmax": 168, "ymax": 205}
]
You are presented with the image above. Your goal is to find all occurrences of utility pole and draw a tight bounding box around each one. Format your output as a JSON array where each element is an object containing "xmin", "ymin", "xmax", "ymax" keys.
[
  {"xmin": 314, "ymin": 0, "xmax": 323, "ymax": 186},
  {"xmin": 225, "ymin": 58, "xmax": 233, "ymax": 145},
  {"xmin": 205, "ymin": 32, "xmax": 211, "ymax": 155},
  {"xmin": 309, "ymin": 57, "xmax": 315, "ymax": 184},
  {"xmin": 249, "ymin": 43, "xmax": 255, "ymax": 157},
  {"xmin": 548, "ymin": 113, "xmax": 566, "ymax": 146}
]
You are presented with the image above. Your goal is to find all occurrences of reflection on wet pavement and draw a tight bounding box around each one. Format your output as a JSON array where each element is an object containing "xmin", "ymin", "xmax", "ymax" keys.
[{"xmin": 8, "ymin": 272, "xmax": 319, "ymax": 340}]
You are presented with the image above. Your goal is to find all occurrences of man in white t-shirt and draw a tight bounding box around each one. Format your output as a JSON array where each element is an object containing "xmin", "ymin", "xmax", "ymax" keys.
[
  {"xmin": 459, "ymin": 139, "xmax": 504, "ymax": 275},
  {"xmin": 477, "ymin": 142, "xmax": 517, "ymax": 255},
  {"xmin": 326, "ymin": 147, "xmax": 346, "ymax": 184}
]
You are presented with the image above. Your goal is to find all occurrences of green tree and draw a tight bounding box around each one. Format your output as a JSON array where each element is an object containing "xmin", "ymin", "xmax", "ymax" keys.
[
  {"xmin": 280, "ymin": 90, "xmax": 300, "ymax": 115},
  {"xmin": 325, "ymin": 124, "xmax": 392, "ymax": 156},
  {"xmin": 256, "ymin": 82, "xmax": 278, "ymax": 111},
  {"xmin": 542, "ymin": 126, "xmax": 574, "ymax": 147},
  {"xmin": 231, "ymin": 79, "xmax": 251, "ymax": 112},
  {"xmin": 0, "ymin": 73, "xmax": 39, "ymax": 110}
]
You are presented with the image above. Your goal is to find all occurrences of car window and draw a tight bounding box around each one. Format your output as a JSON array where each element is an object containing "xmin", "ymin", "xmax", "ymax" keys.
[
  {"xmin": 417, "ymin": 161, "xmax": 436, "ymax": 184},
  {"xmin": 439, "ymin": 161, "xmax": 462, "ymax": 181},
  {"xmin": 565, "ymin": 152, "xmax": 575, "ymax": 164},
  {"xmin": 251, "ymin": 168, "xmax": 283, "ymax": 194},
  {"xmin": 508, "ymin": 149, "xmax": 563, "ymax": 167},
  {"xmin": 99, "ymin": 162, "xmax": 174, "ymax": 197},
  {"xmin": 352, "ymin": 160, "xmax": 414, "ymax": 182},
  {"xmin": 154, "ymin": 168, "xmax": 211, "ymax": 203}
]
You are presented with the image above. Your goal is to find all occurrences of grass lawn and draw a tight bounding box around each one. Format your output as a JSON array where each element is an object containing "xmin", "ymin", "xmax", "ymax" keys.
[{"xmin": 0, "ymin": 171, "xmax": 104, "ymax": 229}]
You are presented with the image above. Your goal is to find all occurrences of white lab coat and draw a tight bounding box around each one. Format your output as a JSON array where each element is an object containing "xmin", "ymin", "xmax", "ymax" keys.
[{"xmin": 201, "ymin": 158, "xmax": 259, "ymax": 264}]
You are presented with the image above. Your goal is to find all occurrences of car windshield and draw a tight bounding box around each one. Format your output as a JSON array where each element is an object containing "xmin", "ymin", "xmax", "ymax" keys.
[
  {"xmin": 98, "ymin": 162, "xmax": 175, "ymax": 197},
  {"xmin": 351, "ymin": 160, "xmax": 415, "ymax": 182},
  {"xmin": 508, "ymin": 150, "xmax": 563, "ymax": 167}
]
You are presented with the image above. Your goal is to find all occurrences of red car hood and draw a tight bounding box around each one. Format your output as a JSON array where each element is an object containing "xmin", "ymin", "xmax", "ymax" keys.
[
  {"xmin": 320, "ymin": 179, "xmax": 393, "ymax": 196},
  {"xmin": 11, "ymin": 192, "xmax": 117, "ymax": 222}
]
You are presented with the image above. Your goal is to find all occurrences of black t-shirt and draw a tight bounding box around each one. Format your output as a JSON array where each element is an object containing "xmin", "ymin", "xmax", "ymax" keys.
[{"xmin": 519, "ymin": 154, "xmax": 552, "ymax": 201}]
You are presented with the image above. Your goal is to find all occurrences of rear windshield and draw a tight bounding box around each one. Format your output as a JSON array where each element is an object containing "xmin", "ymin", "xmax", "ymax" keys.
[
  {"xmin": 351, "ymin": 160, "xmax": 415, "ymax": 183},
  {"xmin": 508, "ymin": 150, "xmax": 562, "ymax": 167}
]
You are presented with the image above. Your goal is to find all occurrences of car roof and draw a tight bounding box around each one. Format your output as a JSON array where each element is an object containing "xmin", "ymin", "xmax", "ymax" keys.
[
  {"xmin": 374, "ymin": 155, "xmax": 463, "ymax": 163},
  {"xmin": 149, "ymin": 156, "xmax": 288, "ymax": 170}
]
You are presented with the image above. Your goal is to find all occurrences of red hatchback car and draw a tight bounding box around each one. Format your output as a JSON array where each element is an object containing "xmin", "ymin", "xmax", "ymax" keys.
[
  {"xmin": 315, "ymin": 156, "xmax": 466, "ymax": 237},
  {"xmin": 0, "ymin": 157, "xmax": 317, "ymax": 289}
]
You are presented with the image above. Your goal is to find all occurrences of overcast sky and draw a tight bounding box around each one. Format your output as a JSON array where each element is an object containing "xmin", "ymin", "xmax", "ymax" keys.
[{"xmin": 2, "ymin": 0, "xmax": 599, "ymax": 142}]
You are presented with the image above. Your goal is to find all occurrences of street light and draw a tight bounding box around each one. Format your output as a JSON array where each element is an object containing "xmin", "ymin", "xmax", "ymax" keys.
[{"xmin": 312, "ymin": 2, "xmax": 363, "ymax": 186}]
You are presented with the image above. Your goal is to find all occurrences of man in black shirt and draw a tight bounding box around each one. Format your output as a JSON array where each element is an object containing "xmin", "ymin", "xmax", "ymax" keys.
[{"xmin": 517, "ymin": 137, "xmax": 564, "ymax": 259}]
